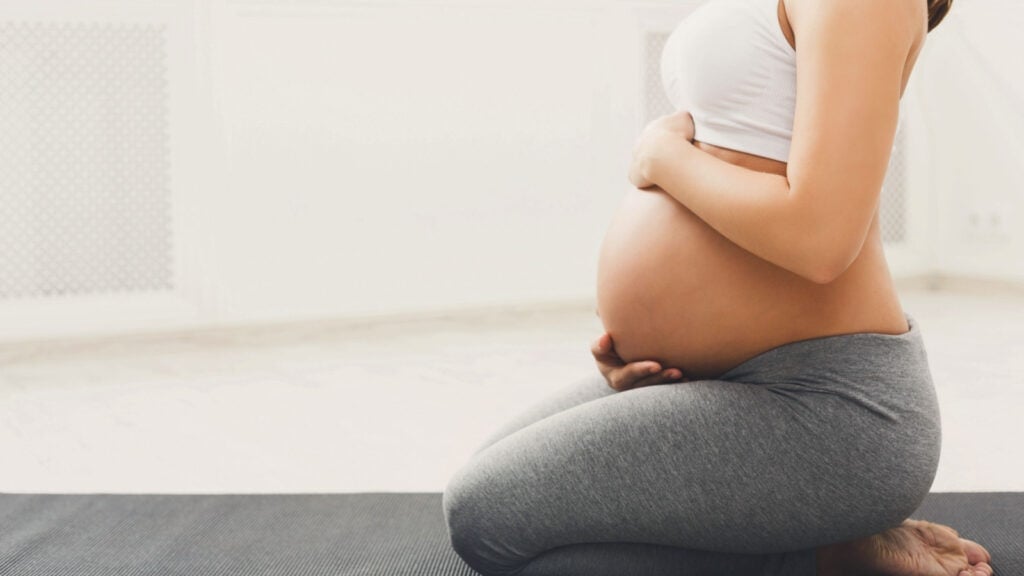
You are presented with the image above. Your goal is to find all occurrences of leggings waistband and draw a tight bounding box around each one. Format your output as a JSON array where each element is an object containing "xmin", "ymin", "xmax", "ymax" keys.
[
  {"xmin": 715, "ymin": 313, "xmax": 938, "ymax": 430},
  {"xmin": 719, "ymin": 313, "xmax": 928, "ymax": 385}
]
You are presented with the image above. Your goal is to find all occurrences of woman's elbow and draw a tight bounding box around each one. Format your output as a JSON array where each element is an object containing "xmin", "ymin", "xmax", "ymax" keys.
[
  {"xmin": 780, "ymin": 225, "xmax": 857, "ymax": 284},
  {"xmin": 808, "ymin": 259, "xmax": 847, "ymax": 285},
  {"xmin": 807, "ymin": 239, "xmax": 862, "ymax": 284}
]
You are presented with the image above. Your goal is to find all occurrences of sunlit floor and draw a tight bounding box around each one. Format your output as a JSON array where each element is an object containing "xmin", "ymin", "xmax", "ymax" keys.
[{"xmin": 0, "ymin": 276, "xmax": 1021, "ymax": 494}]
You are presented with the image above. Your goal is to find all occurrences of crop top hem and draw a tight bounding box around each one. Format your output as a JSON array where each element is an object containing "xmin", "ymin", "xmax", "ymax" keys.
[{"xmin": 693, "ymin": 122, "xmax": 790, "ymax": 164}]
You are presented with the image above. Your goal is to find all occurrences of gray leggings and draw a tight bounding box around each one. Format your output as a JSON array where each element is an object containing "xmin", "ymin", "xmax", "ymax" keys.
[{"xmin": 442, "ymin": 314, "xmax": 941, "ymax": 576}]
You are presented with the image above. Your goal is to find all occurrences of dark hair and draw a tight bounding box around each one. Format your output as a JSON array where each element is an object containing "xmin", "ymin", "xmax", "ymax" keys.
[{"xmin": 927, "ymin": 0, "xmax": 953, "ymax": 32}]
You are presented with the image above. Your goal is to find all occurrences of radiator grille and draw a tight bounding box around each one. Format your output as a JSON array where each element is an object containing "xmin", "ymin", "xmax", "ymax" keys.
[{"xmin": 0, "ymin": 22, "xmax": 173, "ymax": 299}]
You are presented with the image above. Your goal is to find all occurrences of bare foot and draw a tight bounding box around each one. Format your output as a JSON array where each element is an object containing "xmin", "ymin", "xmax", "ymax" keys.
[{"xmin": 817, "ymin": 519, "xmax": 994, "ymax": 576}]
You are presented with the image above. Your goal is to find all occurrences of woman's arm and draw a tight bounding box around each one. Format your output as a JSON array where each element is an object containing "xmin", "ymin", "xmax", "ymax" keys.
[
  {"xmin": 639, "ymin": 0, "xmax": 921, "ymax": 285},
  {"xmin": 640, "ymin": 137, "xmax": 825, "ymax": 281}
]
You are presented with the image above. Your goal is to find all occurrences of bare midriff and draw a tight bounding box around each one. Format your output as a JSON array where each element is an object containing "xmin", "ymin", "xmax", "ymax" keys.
[
  {"xmin": 595, "ymin": 0, "xmax": 924, "ymax": 381},
  {"xmin": 595, "ymin": 141, "xmax": 910, "ymax": 380}
]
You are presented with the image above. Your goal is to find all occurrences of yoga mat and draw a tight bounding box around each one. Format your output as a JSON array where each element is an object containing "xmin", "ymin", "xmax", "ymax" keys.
[{"xmin": 0, "ymin": 492, "xmax": 1019, "ymax": 575}]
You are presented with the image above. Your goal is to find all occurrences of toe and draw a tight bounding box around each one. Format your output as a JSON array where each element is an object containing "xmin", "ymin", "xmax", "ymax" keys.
[
  {"xmin": 961, "ymin": 538, "xmax": 992, "ymax": 564},
  {"xmin": 973, "ymin": 561, "xmax": 994, "ymax": 576}
]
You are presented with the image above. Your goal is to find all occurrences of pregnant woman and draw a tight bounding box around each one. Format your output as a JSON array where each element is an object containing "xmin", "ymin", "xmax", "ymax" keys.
[{"xmin": 443, "ymin": 0, "xmax": 993, "ymax": 574}]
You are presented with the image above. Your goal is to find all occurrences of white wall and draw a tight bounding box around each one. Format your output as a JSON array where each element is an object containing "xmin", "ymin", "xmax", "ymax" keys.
[
  {"xmin": 913, "ymin": 0, "xmax": 1024, "ymax": 282},
  {"xmin": 0, "ymin": 0, "xmax": 1020, "ymax": 343},
  {"xmin": 0, "ymin": 0, "xmax": 647, "ymax": 341},
  {"xmin": 203, "ymin": 0, "xmax": 636, "ymax": 324}
]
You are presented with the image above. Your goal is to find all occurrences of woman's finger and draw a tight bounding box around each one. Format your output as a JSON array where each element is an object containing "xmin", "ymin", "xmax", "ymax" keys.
[
  {"xmin": 609, "ymin": 362, "xmax": 661, "ymax": 391},
  {"xmin": 615, "ymin": 367, "xmax": 684, "ymax": 392},
  {"xmin": 620, "ymin": 365, "xmax": 693, "ymax": 391},
  {"xmin": 591, "ymin": 333, "xmax": 625, "ymax": 366},
  {"xmin": 593, "ymin": 333, "xmax": 692, "ymax": 389}
]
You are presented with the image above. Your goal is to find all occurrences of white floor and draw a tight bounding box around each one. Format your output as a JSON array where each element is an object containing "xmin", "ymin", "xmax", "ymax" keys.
[{"xmin": 1, "ymin": 278, "xmax": 1022, "ymax": 494}]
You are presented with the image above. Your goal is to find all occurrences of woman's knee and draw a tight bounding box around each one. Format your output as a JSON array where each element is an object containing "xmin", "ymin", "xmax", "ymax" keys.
[{"xmin": 442, "ymin": 464, "xmax": 527, "ymax": 576}]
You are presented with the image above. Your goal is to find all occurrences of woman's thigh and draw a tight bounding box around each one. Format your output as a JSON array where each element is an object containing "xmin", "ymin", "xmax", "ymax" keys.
[
  {"xmin": 470, "ymin": 371, "xmax": 617, "ymax": 457},
  {"xmin": 443, "ymin": 378, "xmax": 913, "ymax": 576}
]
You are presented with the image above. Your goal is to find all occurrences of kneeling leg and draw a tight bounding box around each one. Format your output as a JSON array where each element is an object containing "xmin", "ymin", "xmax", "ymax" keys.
[{"xmin": 444, "ymin": 379, "xmax": 902, "ymax": 576}]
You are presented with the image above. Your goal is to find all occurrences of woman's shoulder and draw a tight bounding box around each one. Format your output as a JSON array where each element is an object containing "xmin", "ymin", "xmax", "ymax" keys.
[{"xmin": 785, "ymin": 0, "xmax": 927, "ymax": 46}]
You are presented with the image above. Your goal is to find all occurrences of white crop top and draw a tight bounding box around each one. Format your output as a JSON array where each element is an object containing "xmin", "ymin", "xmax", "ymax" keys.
[{"xmin": 660, "ymin": 0, "xmax": 905, "ymax": 163}]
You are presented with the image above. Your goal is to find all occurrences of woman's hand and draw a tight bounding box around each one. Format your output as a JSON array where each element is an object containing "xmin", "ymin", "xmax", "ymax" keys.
[
  {"xmin": 591, "ymin": 332, "xmax": 691, "ymax": 392},
  {"xmin": 629, "ymin": 110, "xmax": 696, "ymax": 190}
]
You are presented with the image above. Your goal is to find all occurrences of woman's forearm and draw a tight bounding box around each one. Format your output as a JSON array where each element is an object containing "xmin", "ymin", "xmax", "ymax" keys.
[{"xmin": 644, "ymin": 133, "xmax": 834, "ymax": 284}]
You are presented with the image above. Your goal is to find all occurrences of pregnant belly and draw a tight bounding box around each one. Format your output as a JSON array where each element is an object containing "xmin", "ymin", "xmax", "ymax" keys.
[{"xmin": 595, "ymin": 186, "xmax": 832, "ymax": 379}]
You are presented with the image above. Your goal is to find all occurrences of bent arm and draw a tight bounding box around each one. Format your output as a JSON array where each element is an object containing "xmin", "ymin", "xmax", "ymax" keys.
[
  {"xmin": 644, "ymin": 138, "xmax": 830, "ymax": 284},
  {"xmin": 643, "ymin": 0, "xmax": 919, "ymax": 285}
]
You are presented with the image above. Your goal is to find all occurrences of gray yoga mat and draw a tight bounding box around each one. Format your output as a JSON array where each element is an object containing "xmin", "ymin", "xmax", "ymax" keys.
[{"xmin": 0, "ymin": 492, "xmax": 1019, "ymax": 575}]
